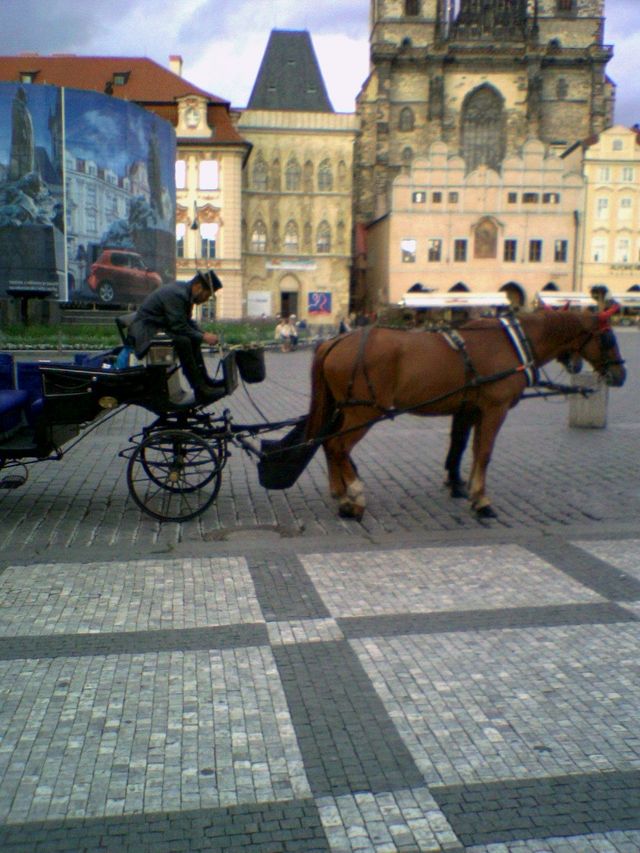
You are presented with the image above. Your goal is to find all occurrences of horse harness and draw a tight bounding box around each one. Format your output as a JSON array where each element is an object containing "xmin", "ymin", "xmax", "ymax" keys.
[{"xmin": 335, "ymin": 316, "xmax": 540, "ymax": 420}]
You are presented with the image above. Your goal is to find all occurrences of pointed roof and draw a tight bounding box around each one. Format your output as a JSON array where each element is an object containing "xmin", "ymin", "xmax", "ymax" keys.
[{"xmin": 247, "ymin": 30, "xmax": 333, "ymax": 112}]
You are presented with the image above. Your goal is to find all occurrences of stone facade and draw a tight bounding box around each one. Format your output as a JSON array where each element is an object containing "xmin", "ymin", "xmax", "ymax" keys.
[
  {"xmin": 356, "ymin": 0, "xmax": 614, "ymax": 229},
  {"xmin": 366, "ymin": 138, "xmax": 585, "ymax": 307},
  {"xmin": 237, "ymin": 109, "xmax": 357, "ymax": 325}
]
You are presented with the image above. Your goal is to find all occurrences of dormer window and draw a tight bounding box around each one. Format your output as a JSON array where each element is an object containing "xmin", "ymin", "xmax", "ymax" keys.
[
  {"xmin": 112, "ymin": 71, "xmax": 130, "ymax": 86},
  {"xmin": 405, "ymin": 0, "xmax": 420, "ymax": 15},
  {"xmin": 19, "ymin": 71, "xmax": 37, "ymax": 83}
]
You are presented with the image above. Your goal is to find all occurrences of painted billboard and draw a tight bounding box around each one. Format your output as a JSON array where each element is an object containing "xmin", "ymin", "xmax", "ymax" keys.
[{"xmin": 0, "ymin": 82, "xmax": 175, "ymax": 304}]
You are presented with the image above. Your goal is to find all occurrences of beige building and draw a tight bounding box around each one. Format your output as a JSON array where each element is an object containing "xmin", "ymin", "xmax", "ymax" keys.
[
  {"xmin": 367, "ymin": 138, "xmax": 585, "ymax": 307},
  {"xmin": 238, "ymin": 31, "xmax": 357, "ymax": 325},
  {"xmin": 579, "ymin": 125, "xmax": 640, "ymax": 303}
]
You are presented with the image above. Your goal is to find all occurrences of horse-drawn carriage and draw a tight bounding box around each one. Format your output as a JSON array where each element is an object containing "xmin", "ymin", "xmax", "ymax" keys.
[{"xmin": 0, "ymin": 302, "xmax": 628, "ymax": 525}]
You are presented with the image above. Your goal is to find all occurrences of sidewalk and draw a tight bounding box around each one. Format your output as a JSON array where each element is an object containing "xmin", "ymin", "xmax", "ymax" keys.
[{"xmin": 0, "ymin": 330, "xmax": 639, "ymax": 851}]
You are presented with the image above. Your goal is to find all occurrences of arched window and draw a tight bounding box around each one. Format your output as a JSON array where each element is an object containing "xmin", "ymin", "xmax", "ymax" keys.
[
  {"xmin": 285, "ymin": 157, "xmax": 301, "ymax": 191},
  {"xmin": 399, "ymin": 106, "xmax": 415, "ymax": 131},
  {"xmin": 318, "ymin": 159, "xmax": 333, "ymax": 191},
  {"xmin": 316, "ymin": 220, "xmax": 331, "ymax": 253},
  {"xmin": 252, "ymin": 156, "xmax": 268, "ymax": 191},
  {"xmin": 271, "ymin": 158, "xmax": 281, "ymax": 191},
  {"xmin": 284, "ymin": 220, "xmax": 299, "ymax": 253},
  {"xmin": 461, "ymin": 85, "xmax": 505, "ymax": 174},
  {"xmin": 303, "ymin": 161, "xmax": 314, "ymax": 192},
  {"xmin": 402, "ymin": 146, "xmax": 414, "ymax": 164},
  {"xmin": 250, "ymin": 220, "xmax": 267, "ymax": 252}
]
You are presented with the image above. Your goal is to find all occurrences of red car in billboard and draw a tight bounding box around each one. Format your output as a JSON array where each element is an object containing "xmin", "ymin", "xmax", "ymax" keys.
[{"xmin": 87, "ymin": 249, "xmax": 162, "ymax": 304}]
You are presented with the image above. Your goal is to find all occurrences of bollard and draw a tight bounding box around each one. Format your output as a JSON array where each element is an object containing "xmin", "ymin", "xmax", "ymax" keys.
[{"xmin": 569, "ymin": 372, "xmax": 609, "ymax": 429}]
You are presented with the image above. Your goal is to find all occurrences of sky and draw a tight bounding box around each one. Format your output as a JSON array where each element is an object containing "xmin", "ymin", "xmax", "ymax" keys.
[{"xmin": 0, "ymin": 0, "xmax": 637, "ymax": 123}]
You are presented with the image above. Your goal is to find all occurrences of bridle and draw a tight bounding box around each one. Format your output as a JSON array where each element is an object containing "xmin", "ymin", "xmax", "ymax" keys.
[{"xmin": 573, "ymin": 321, "xmax": 625, "ymax": 376}]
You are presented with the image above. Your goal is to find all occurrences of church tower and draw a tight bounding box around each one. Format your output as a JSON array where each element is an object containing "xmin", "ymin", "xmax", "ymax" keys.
[{"xmin": 355, "ymin": 0, "xmax": 614, "ymax": 223}]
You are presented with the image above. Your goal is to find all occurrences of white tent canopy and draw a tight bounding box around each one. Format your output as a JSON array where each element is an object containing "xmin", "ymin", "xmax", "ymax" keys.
[
  {"xmin": 400, "ymin": 292, "xmax": 511, "ymax": 309},
  {"xmin": 535, "ymin": 291, "xmax": 597, "ymax": 308}
]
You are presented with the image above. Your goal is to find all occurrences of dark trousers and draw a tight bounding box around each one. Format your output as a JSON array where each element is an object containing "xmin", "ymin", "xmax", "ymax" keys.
[{"xmin": 171, "ymin": 335, "xmax": 208, "ymax": 390}]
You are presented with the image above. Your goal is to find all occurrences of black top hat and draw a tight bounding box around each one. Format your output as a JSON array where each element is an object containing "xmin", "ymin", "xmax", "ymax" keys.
[{"xmin": 194, "ymin": 269, "xmax": 223, "ymax": 293}]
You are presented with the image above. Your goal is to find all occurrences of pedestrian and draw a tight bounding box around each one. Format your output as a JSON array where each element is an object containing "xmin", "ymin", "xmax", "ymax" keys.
[
  {"xmin": 275, "ymin": 315, "xmax": 297, "ymax": 352},
  {"xmin": 128, "ymin": 269, "xmax": 223, "ymax": 404},
  {"xmin": 338, "ymin": 316, "xmax": 352, "ymax": 334}
]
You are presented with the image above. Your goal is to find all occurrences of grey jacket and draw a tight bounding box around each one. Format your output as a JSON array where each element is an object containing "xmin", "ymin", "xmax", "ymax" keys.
[{"xmin": 129, "ymin": 282, "xmax": 203, "ymax": 358}]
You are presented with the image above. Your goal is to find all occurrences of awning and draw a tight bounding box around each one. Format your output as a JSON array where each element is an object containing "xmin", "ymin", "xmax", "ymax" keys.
[
  {"xmin": 400, "ymin": 291, "xmax": 510, "ymax": 309},
  {"xmin": 535, "ymin": 291, "xmax": 597, "ymax": 308}
]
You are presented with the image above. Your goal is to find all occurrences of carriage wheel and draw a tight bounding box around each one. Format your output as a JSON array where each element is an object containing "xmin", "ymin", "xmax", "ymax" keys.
[{"xmin": 126, "ymin": 429, "xmax": 223, "ymax": 522}]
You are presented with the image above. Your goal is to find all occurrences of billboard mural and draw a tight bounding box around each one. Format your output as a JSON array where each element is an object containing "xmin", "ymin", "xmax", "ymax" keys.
[{"xmin": 0, "ymin": 82, "xmax": 176, "ymax": 305}]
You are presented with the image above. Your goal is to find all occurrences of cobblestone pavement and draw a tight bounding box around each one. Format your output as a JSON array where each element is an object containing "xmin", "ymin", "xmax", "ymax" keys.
[{"xmin": 0, "ymin": 329, "xmax": 639, "ymax": 850}]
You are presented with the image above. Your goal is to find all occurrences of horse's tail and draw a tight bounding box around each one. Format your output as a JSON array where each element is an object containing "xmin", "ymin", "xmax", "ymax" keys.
[{"xmin": 305, "ymin": 340, "xmax": 339, "ymax": 444}]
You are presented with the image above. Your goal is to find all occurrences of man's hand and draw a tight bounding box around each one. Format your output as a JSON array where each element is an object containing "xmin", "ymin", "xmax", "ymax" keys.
[{"xmin": 202, "ymin": 332, "xmax": 219, "ymax": 346}]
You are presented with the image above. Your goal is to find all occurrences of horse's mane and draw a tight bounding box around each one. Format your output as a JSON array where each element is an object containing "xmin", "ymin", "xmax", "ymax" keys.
[{"xmin": 460, "ymin": 310, "xmax": 593, "ymax": 337}]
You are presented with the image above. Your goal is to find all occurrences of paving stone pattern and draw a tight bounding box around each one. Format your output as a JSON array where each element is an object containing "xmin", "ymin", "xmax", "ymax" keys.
[{"xmin": 1, "ymin": 538, "xmax": 639, "ymax": 851}]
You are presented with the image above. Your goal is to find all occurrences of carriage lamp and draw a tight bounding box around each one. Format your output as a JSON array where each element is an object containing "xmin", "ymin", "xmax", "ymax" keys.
[{"xmin": 98, "ymin": 396, "xmax": 119, "ymax": 410}]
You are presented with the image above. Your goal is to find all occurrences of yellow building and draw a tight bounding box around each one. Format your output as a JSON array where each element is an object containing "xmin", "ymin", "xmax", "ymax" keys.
[
  {"xmin": 579, "ymin": 125, "xmax": 640, "ymax": 306},
  {"xmin": 238, "ymin": 31, "xmax": 357, "ymax": 326}
]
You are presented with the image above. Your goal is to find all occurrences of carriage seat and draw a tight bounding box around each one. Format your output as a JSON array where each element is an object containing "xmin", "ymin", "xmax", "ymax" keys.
[
  {"xmin": 0, "ymin": 389, "xmax": 29, "ymax": 438},
  {"xmin": 115, "ymin": 313, "xmax": 176, "ymax": 367}
]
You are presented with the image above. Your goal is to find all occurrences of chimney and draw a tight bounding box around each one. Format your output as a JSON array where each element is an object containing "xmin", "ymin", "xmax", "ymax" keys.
[{"xmin": 169, "ymin": 55, "xmax": 183, "ymax": 77}]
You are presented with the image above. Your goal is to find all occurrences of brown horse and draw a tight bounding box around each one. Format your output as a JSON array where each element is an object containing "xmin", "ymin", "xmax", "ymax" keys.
[{"xmin": 304, "ymin": 309, "xmax": 626, "ymax": 520}]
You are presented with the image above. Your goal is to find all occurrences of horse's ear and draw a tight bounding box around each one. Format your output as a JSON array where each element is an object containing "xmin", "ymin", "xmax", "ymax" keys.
[{"xmin": 598, "ymin": 303, "xmax": 619, "ymax": 330}]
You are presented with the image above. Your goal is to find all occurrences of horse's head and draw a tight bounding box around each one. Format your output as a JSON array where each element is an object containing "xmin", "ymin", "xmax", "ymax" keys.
[{"xmin": 578, "ymin": 306, "xmax": 626, "ymax": 387}]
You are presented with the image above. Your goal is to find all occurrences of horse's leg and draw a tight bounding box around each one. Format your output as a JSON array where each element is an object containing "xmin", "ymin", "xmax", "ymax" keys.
[
  {"xmin": 323, "ymin": 418, "xmax": 370, "ymax": 520},
  {"xmin": 467, "ymin": 406, "xmax": 509, "ymax": 519},
  {"xmin": 444, "ymin": 406, "xmax": 477, "ymax": 498}
]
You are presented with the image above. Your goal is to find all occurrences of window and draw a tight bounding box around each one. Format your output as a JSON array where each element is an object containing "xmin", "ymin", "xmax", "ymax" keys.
[
  {"xmin": 598, "ymin": 166, "xmax": 610, "ymax": 182},
  {"xmin": 616, "ymin": 238, "xmax": 630, "ymax": 263},
  {"xmin": 318, "ymin": 159, "xmax": 333, "ymax": 191},
  {"xmin": 557, "ymin": 0, "xmax": 574, "ymax": 11},
  {"xmin": 250, "ymin": 220, "xmax": 267, "ymax": 252},
  {"xmin": 620, "ymin": 197, "xmax": 633, "ymax": 220},
  {"xmin": 200, "ymin": 223, "xmax": 218, "ymax": 259},
  {"xmin": 504, "ymin": 239, "xmax": 517, "ymax": 262},
  {"xmin": 317, "ymin": 220, "xmax": 331, "ymax": 253},
  {"xmin": 622, "ymin": 166, "xmax": 635, "ymax": 182},
  {"xmin": 285, "ymin": 157, "xmax": 301, "ymax": 191},
  {"xmin": 401, "ymin": 239, "xmax": 416, "ymax": 263},
  {"xmin": 175, "ymin": 160, "xmax": 186, "ymax": 189},
  {"xmin": 176, "ymin": 224, "xmax": 185, "ymax": 259},
  {"xmin": 412, "ymin": 191, "xmax": 426, "ymax": 203},
  {"xmin": 454, "ymin": 239, "xmax": 467, "ymax": 262},
  {"xmin": 556, "ymin": 78, "xmax": 568, "ymax": 99},
  {"xmin": 112, "ymin": 72, "xmax": 129, "ymax": 86},
  {"xmin": 523, "ymin": 192, "xmax": 539, "ymax": 204},
  {"xmin": 507, "ymin": 192, "xmax": 517, "ymax": 204},
  {"xmin": 402, "ymin": 147, "xmax": 414, "ymax": 164},
  {"xmin": 461, "ymin": 85, "xmax": 505, "ymax": 174},
  {"xmin": 432, "ymin": 192, "xmax": 442, "ymax": 203},
  {"xmin": 20, "ymin": 71, "xmax": 36, "ymax": 83},
  {"xmin": 554, "ymin": 239, "xmax": 568, "ymax": 262},
  {"xmin": 591, "ymin": 237, "xmax": 607, "ymax": 262},
  {"xmin": 612, "ymin": 139, "xmax": 623, "ymax": 151},
  {"xmin": 474, "ymin": 218, "xmax": 498, "ymax": 259},
  {"xmin": 448, "ymin": 191, "xmax": 459, "ymax": 204},
  {"xmin": 252, "ymin": 157, "xmax": 268, "ymax": 191},
  {"xmin": 283, "ymin": 220, "xmax": 299, "ymax": 253},
  {"xmin": 405, "ymin": 0, "xmax": 420, "ymax": 15},
  {"xmin": 543, "ymin": 192, "xmax": 560, "ymax": 204},
  {"xmin": 199, "ymin": 160, "xmax": 219, "ymax": 190},
  {"xmin": 428, "ymin": 239, "xmax": 442, "ymax": 262},
  {"xmin": 596, "ymin": 197, "xmax": 609, "ymax": 219},
  {"xmin": 399, "ymin": 107, "xmax": 415, "ymax": 131},
  {"xmin": 529, "ymin": 239, "xmax": 543, "ymax": 262}
]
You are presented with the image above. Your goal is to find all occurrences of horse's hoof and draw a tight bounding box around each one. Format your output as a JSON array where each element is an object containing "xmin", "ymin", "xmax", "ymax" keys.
[
  {"xmin": 475, "ymin": 505, "xmax": 498, "ymax": 519},
  {"xmin": 338, "ymin": 501, "xmax": 365, "ymax": 521}
]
